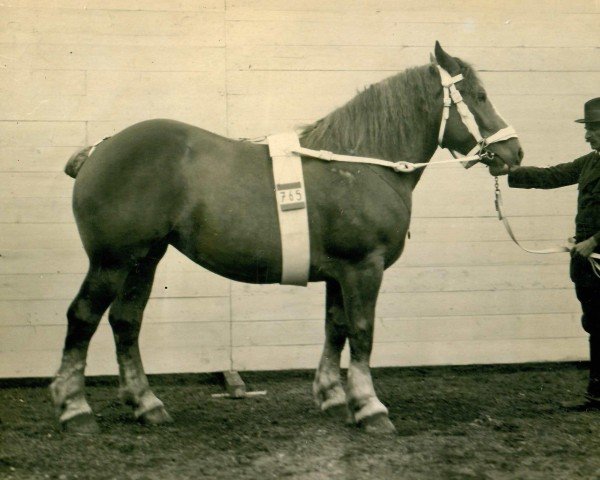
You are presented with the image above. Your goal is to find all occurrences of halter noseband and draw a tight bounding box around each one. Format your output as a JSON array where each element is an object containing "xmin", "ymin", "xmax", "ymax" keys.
[{"xmin": 437, "ymin": 65, "xmax": 518, "ymax": 167}]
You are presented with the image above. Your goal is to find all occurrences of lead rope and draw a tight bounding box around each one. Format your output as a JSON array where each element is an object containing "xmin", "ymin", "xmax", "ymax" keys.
[
  {"xmin": 494, "ymin": 176, "xmax": 600, "ymax": 278},
  {"xmin": 290, "ymin": 147, "xmax": 487, "ymax": 173},
  {"xmin": 592, "ymin": 256, "xmax": 600, "ymax": 279}
]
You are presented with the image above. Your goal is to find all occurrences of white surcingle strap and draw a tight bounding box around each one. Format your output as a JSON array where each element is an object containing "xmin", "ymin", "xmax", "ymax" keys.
[
  {"xmin": 88, "ymin": 136, "xmax": 110, "ymax": 156},
  {"xmin": 268, "ymin": 133, "xmax": 311, "ymax": 286}
]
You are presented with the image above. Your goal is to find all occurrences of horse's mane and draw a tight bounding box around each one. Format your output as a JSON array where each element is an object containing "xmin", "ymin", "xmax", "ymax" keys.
[{"xmin": 300, "ymin": 59, "xmax": 481, "ymax": 161}]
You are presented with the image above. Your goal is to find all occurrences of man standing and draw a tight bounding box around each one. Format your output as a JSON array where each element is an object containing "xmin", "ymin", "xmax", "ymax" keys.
[{"xmin": 491, "ymin": 97, "xmax": 600, "ymax": 408}]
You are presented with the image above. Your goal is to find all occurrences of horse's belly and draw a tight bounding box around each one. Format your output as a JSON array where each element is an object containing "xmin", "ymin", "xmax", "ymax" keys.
[
  {"xmin": 170, "ymin": 229, "xmax": 283, "ymax": 284},
  {"xmin": 171, "ymin": 187, "xmax": 285, "ymax": 283}
]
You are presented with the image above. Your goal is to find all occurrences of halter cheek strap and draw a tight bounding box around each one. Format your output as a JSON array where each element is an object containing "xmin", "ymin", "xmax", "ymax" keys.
[
  {"xmin": 437, "ymin": 68, "xmax": 478, "ymax": 145},
  {"xmin": 437, "ymin": 65, "xmax": 518, "ymax": 167}
]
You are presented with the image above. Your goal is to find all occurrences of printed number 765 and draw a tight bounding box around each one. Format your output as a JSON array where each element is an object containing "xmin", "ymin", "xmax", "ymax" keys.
[{"xmin": 281, "ymin": 189, "xmax": 302, "ymax": 203}]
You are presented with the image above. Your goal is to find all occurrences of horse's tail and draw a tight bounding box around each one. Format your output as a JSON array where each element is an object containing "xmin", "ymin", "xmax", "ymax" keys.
[{"xmin": 64, "ymin": 146, "xmax": 93, "ymax": 179}]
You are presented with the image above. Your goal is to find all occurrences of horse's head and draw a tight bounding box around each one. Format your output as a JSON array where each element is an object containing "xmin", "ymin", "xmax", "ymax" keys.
[{"xmin": 432, "ymin": 41, "xmax": 523, "ymax": 174}]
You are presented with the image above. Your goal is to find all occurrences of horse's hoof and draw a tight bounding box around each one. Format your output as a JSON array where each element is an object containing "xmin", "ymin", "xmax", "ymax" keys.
[
  {"xmin": 61, "ymin": 413, "xmax": 100, "ymax": 435},
  {"xmin": 358, "ymin": 412, "xmax": 397, "ymax": 435},
  {"xmin": 138, "ymin": 406, "xmax": 173, "ymax": 425},
  {"xmin": 323, "ymin": 403, "xmax": 349, "ymax": 422}
]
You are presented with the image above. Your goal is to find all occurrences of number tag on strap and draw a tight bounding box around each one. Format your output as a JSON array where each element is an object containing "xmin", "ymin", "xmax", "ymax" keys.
[
  {"xmin": 276, "ymin": 181, "xmax": 305, "ymax": 211},
  {"xmin": 268, "ymin": 133, "xmax": 310, "ymax": 286}
]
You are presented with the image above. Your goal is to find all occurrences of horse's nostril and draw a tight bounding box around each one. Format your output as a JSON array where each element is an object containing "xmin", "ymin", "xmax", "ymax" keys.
[{"xmin": 518, "ymin": 147, "xmax": 524, "ymax": 163}]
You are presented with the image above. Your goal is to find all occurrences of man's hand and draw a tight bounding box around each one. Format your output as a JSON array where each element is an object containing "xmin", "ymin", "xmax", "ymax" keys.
[
  {"xmin": 488, "ymin": 163, "xmax": 511, "ymax": 176},
  {"xmin": 481, "ymin": 156, "xmax": 514, "ymax": 176},
  {"xmin": 571, "ymin": 236, "xmax": 599, "ymax": 258}
]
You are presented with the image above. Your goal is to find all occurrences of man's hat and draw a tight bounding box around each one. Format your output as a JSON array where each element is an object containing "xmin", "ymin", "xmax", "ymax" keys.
[{"xmin": 575, "ymin": 97, "xmax": 600, "ymax": 124}]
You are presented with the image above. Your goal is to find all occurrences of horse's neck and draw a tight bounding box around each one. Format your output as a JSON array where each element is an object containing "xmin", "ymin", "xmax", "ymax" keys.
[
  {"xmin": 300, "ymin": 70, "xmax": 442, "ymax": 190},
  {"xmin": 302, "ymin": 92, "xmax": 439, "ymax": 166},
  {"xmin": 393, "ymin": 116, "xmax": 439, "ymax": 181},
  {"xmin": 302, "ymin": 120, "xmax": 438, "ymax": 161},
  {"xmin": 303, "ymin": 119, "xmax": 439, "ymax": 191}
]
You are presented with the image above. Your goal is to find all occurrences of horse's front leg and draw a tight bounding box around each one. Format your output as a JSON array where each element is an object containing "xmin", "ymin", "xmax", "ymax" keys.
[
  {"xmin": 313, "ymin": 280, "xmax": 348, "ymax": 418},
  {"xmin": 339, "ymin": 257, "xmax": 396, "ymax": 434}
]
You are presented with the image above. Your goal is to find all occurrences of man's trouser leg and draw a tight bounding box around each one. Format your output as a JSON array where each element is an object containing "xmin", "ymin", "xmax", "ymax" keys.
[{"xmin": 575, "ymin": 283, "xmax": 600, "ymax": 401}]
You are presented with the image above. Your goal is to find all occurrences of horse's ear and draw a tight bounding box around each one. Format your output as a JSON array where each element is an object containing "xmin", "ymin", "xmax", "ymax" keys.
[
  {"xmin": 428, "ymin": 53, "xmax": 438, "ymax": 74},
  {"xmin": 434, "ymin": 41, "xmax": 460, "ymax": 74}
]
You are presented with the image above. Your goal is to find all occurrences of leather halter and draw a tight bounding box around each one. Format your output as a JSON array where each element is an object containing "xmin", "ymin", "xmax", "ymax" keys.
[{"xmin": 436, "ymin": 65, "xmax": 518, "ymax": 167}]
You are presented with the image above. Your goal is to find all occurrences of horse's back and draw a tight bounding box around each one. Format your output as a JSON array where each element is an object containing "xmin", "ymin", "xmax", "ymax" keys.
[{"xmin": 72, "ymin": 120, "xmax": 248, "ymax": 255}]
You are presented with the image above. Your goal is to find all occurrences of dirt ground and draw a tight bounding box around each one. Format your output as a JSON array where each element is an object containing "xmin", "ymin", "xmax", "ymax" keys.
[{"xmin": 1, "ymin": 362, "xmax": 599, "ymax": 480}]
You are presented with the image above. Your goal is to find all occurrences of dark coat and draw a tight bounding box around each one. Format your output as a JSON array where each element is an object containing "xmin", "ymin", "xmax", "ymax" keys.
[{"xmin": 508, "ymin": 150, "xmax": 600, "ymax": 285}]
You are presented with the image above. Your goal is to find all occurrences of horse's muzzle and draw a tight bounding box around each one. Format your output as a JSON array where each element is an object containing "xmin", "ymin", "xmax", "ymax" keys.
[{"xmin": 485, "ymin": 138, "xmax": 523, "ymax": 168}]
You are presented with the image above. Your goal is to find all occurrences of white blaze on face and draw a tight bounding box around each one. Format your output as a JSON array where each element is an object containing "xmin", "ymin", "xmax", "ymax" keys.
[{"xmin": 488, "ymin": 99, "xmax": 509, "ymax": 129}]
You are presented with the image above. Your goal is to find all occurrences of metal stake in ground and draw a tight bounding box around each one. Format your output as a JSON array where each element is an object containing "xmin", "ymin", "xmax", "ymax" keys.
[{"xmin": 211, "ymin": 371, "xmax": 267, "ymax": 399}]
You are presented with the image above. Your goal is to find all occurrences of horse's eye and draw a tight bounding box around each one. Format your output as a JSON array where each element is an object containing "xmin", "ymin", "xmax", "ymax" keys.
[{"xmin": 477, "ymin": 92, "xmax": 487, "ymax": 102}]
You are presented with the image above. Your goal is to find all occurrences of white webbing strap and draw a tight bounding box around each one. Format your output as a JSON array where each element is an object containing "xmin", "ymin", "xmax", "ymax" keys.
[
  {"xmin": 467, "ymin": 126, "xmax": 519, "ymax": 157},
  {"xmin": 482, "ymin": 126, "xmax": 519, "ymax": 146},
  {"xmin": 437, "ymin": 67, "xmax": 464, "ymax": 145},
  {"xmin": 88, "ymin": 137, "xmax": 110, "ymax": 156},
  {"xmin": 291, "ymin": 146, "xmax": 484, "ymax": 173},
  {"xmin": 437, "ymin": 67, "xmax": 482, "ymax": 144},
  {"xmin": 495, "ymin": 182, "xmax": 570, "ymax": 254},
  {"xmin": 268, "ymin": 133, "xmax": 311, "ymax": 286},
  {"xmin": 495, "ymin": 180, "xmax": 600, "ymax": 276},
  {"xmin": 454, "ymin": 97, "xmax": 484, "ymax": 144},
  {"xmin": 591, "ymin": 257, "xmax": 600, "ymax": 279}
]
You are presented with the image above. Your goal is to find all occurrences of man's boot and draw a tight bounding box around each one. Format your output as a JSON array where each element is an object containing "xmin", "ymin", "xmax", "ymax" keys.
[
  {"xmin": 560, "ymin": 335, "xmax": 600, "ymax": 410},
  {"xmin": 584, "ymin": 335, "xmax": 600, "ymax": 406}
]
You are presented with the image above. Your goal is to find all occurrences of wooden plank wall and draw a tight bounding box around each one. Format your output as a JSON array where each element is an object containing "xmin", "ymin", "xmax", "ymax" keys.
[
  {"xmin": 1, "ymin": 0, "xmax": 598, "ymax": 377},
  {"xmin": 0, "ymin": 0, "xmax": 232, "ymax": 378}
]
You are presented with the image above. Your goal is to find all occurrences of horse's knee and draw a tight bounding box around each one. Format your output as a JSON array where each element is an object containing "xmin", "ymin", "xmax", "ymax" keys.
[
  {"xmin": 108, "ymin": 311, "xmax": 141, "ymax": 352},
  {"xmin": 348, "ymin": 323, "xmax": 375, "ymax": 359},
  {"xmin": 64, "ymin": 300, "xmax": 102, "ymax": 349}
]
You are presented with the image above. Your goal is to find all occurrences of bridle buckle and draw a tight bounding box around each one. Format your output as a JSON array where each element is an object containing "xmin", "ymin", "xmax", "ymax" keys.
[{"xmin": 480, "ymin": 151, "xmax": 495, "ymax": 163}]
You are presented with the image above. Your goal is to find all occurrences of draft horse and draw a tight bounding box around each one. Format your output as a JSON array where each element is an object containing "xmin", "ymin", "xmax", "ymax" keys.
[{"xmin": 51, "ymin": 42, "xmax": 523, "ymax": 434}]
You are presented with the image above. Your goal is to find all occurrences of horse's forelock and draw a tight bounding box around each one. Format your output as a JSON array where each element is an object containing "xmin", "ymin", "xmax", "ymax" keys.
[{"xmin": 455, "ymin": 58, "xmax": 483, "ymax": 93}]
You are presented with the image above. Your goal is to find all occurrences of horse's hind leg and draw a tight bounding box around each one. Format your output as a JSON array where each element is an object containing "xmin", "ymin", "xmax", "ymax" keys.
[
  {"xmin": 339, "ymin": 258, "xmax": 396, "ymax": 434},
  {"xmin": 313, "ymin": 280, "xmax": 348, "ymax": 418},
  {"xmin": 108, "ymin": 242, "xmax": 171, "ymax": 425},
  {"xmin": 50, "ymin": 262, "xmax": 128, "ymax": 433}
]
